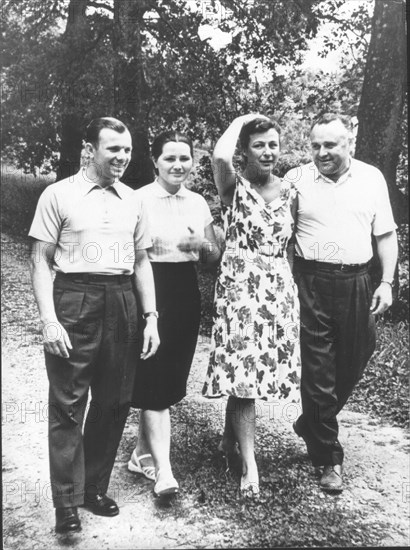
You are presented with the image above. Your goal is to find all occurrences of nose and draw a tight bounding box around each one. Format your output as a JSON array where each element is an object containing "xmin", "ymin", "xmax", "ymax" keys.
[
  {"xmin": 318, "ymin": 145, "xmax": 328, "ymax": 158},
  {"xmin": 116, "ymin": 148, "xmax": 127, "ymax": 160},
  {"xmin": 173, "ymin": 159, "xmax": 183, "ymax": 169}
]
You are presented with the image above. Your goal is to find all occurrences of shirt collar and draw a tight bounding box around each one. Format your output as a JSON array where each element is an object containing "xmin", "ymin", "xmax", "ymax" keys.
[
  {"xmin": 314, "ymin": 158, "xmax": 353, "ymax": 185},
  {"xmin": 151, "ymin": 178, "xmax": 189, "ymax": 198},
  {"xmin": 77, "ymin": 170, "xmax": 124, "ymax": 198}
]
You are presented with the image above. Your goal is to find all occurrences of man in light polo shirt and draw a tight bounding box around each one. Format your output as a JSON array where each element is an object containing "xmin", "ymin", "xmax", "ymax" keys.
[
  {"xmin": 29, "ymin": 117, "xmax": 159, "ymax": 533},
  {"xmin": 286, "ymin": 113, "xmax": 397, "ymax": 493}
]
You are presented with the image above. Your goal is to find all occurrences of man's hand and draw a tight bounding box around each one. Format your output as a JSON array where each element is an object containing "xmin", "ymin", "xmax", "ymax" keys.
[
  {"xmin": 140, "ymin": 318, "xmax": 160, "ymax": 360},
  {"xmin": 371, "ymin": 282, "xmax": 393, "ymax": 315},
  {"xmin": 42, "ymin": 320, "xmax": 72, "ymax": 358}
]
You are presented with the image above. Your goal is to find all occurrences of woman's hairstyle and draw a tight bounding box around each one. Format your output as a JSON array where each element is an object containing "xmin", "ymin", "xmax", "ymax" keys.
[
  {"xmin": 239, "ymin": 118, "xmax": 281, "ymax": 150},
  {"xmin": 151, "ymin": 131, "xmax": 194, "ymax": 160},
  {"xmin": 85, "ymin": 117, "xmax": 129, "ymax": 147}
]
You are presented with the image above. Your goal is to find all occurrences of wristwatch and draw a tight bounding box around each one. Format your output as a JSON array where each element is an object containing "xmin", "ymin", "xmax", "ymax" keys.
[
  {"xmin": 381, "ymin": 279, "xmax": 394, "ymax": 287},
  {"xmin": 142, "ymin": 311, "xmax": 159, "ymax": 319}
]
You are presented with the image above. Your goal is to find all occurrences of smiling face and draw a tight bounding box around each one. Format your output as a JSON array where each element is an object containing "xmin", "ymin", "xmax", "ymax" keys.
[
  {"xmin": 87, "ymin": 128, "xmax": 132, "ymax": 186},
  {"xmin": 243, "ymin": 128, "xmax": 280, "ymax": 178},
  {"xmin": 310, "ymin": 120, "xmax": 351, "ymax": 181},
  {"xmin": 154, "ymin": 141, "xmax": 193, "ymax": 194}
]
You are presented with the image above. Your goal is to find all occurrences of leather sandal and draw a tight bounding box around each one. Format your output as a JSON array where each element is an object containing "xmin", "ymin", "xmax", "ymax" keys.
[{"xmin": 128, "ymin": 450, "xmax": 156, "ymax": 481}]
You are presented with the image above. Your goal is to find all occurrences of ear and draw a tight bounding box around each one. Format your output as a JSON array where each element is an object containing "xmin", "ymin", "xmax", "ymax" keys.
[{"xmin": 85, "ymin": 142, "xmax": 95, "ymax": 156}]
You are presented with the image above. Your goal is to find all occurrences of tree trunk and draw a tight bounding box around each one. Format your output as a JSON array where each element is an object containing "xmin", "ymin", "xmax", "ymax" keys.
[
  {"xmin": 112, "ymin": 0, "xmax": 154, "ymax": 188},
  {"xmin": 56, "ymin": 0, "xmax": 88, "ymax": 181},
  {"xmin": 355, "ymin": 0, "xmax": 407, "ymax": 305},
  {"xmin": 355, "ymin": 0, "xmax": 407, "ymax": 225}
]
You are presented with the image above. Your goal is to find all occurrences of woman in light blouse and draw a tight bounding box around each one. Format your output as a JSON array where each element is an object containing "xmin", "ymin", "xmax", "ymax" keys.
[{"xmin": 128, "ymin": 131, "xmax": 220, "ymax": 497}]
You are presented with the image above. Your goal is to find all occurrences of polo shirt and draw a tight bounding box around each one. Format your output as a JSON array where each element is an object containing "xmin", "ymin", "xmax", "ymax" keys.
[
  {"xmin": 29, "ymin": 170, "xmax": 151, "ymax": 275},
  {"xmin": 284, "ymin": 159, "xmax": 397, "ymax": 264},
  {"xmin": 136, "ymin": 180, "xmax": 213, "ymax": 262}
]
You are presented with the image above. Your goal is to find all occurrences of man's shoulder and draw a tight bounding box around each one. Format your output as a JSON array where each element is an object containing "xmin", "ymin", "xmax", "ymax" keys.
[
  {"xmin": 115, "ymin": 180, "xmax": 138, "ymax": 199},
  {"xmin": 284, "ymin": 162, "xmax": 316, "ymax": 187},
  {"xmin": 134, "ymin": 182, "xmax": 155, "ymax": 197},
  {"xmin": 351, "ymin": 158, "xmax": 384, "ymax": 177},
  {"xmin": 38, "ymin": 173, "xmax": 82, "ymax": 201}
]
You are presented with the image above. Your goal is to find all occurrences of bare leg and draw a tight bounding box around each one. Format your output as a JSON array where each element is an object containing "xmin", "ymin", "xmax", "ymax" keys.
[
  {"xmin": 139, "ymin": 409, "xmax": 173, "ymax": 476},
  {"xmin": 226, "ymin": 396, "xmax": 259, "ymax": 493},
  {"xmin": 220, "ymin": 397, "xmax": 238, "ymax": 453},
  {"xmin": 133, "ymin": 411, "xmax": 155, "ymax": 471}
]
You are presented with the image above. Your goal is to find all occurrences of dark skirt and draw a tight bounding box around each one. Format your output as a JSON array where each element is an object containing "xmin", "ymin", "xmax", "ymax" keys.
[{"xmin": 131, "ymin": 262, "xmax": 201, "ymax": 410}]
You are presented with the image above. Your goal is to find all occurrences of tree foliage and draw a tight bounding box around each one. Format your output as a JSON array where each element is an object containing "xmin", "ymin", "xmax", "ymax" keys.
[
  {"xmin": 2, "ymin": 0, "xmax": 323, "ymax": 182},
  {"xmin": 1, "ymin": 0, "xmax": 407, "ymax": 217}
]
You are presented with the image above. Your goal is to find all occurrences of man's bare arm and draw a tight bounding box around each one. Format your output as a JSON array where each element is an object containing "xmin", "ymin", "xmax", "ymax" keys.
[
  {"xmin": 29, "ymin": 239, "xmax": 72, "ymax": 357},
  {"xmin": 371, "ymin": 230, "xmax": 398, "ymax": 315}
]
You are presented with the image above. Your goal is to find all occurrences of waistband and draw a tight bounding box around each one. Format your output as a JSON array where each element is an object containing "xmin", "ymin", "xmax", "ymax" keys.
[
  {"xmin": 55, "ymin": 272, "xmax": 133, "ymax": 284},
  {"xmin": 294, "ymin": 257, "xmax": 370, "ymax": 273}
]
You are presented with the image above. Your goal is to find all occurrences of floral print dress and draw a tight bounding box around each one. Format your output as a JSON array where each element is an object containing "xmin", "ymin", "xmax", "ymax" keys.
[{"xmin": 202, "ymin": 174, "xmax": 301, "ymax": 402}]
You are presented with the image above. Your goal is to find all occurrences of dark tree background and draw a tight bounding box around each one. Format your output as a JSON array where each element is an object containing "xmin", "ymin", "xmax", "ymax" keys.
[{"xmin": 356, "ymin": 0, "xmax": 407, "ymax": 225}]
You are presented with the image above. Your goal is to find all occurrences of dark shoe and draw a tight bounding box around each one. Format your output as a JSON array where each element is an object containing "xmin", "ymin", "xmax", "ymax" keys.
[
  {"xmin": 320, "ymin": 465, "xmax": 344, "ymax": 493},
  {"xmin": 84, "ymin": 494, "xmax": 119, "ymax": 516},
  {"xmin": 55, "ymin": 506, "xmax": 81, "ymax": 533}
]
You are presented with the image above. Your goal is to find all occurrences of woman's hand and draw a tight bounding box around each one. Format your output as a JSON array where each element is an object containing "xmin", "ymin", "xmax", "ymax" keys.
[
  {"xmin": 177, "ymin": 226, "xmax": 204, "ymax": 253},
  {"xmin": 140, "ymin": 317, "xmax": 160, "ymax": 360},
  {"xmin": 235, "ymin": 113, "xmax": 270, "ymax": 125}
]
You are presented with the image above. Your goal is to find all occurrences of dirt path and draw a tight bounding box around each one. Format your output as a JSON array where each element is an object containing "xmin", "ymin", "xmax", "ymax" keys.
[{"xmin": 2, "ymin": 233, "xmax": 410, "ymax": 549}]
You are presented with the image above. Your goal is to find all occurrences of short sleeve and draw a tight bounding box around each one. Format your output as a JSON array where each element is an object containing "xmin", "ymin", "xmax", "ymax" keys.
[
  {"xmin": 133, "ymin": 195, "xmax": 152, "ymax": 250},
  {"xmin": 200, "ymin": 195, "xmax": 213, "ymax": 227},
  {"xmin": 28, "ymin": 186, "xmax": 62, "ymax": 243},
  {"xmin": 372, "ymin": 170, "xmax": 397, "ymax": 236}
]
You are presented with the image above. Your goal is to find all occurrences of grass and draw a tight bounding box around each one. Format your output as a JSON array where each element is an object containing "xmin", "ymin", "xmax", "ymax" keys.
[
  {"xmin": 122, "ymin": 401, "xmax": 393, "ymax": 548},
  {"xmin": 1, "ymin": 166, "xmax": 53, "ymax": 237},
  {"xmin": 349, "ymin": 319, "xmax": 409, "ymax": 428}
]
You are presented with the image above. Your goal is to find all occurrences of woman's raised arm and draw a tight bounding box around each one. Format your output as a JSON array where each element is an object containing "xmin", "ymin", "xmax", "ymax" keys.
[{"xmin": 212, "ymin": 114, "xmax": 269, "ymax": 205}]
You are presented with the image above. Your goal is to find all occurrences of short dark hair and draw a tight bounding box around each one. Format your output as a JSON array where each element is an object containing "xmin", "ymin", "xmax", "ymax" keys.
[
  {"xmin": 239, "ymin": 118, "xmax": 281, "ymax": 150},
  {"xmin": 85, "ymin": 117, "xmax": 129, "ymax": 147},
  {"xmin": 151, "ymin": 131, "xmax": 194, "ymax": 160},
  {"xmin": 310, "ymin": 113, "xmax": 353, "ymax": 132}
]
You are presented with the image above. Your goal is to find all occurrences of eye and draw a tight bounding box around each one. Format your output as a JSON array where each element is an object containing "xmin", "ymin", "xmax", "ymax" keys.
[{"xmin": 180, "ymin": 156, "xmax": 191, "ymax": 162}]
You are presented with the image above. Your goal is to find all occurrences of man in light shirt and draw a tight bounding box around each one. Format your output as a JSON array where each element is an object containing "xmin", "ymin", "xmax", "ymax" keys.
[
  {"xmin": 29, "ymin": 117, "xmax": 159, "ymax": 533},
  {"xmin": 286, "ymin": 113, "xmax": 397, "ymax": 492}
]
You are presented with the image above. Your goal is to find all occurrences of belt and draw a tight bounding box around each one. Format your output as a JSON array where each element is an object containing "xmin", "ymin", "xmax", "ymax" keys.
[
  {"xmin": 55, "ymin": 272, "xmax": 132, "ymax": 284},
  {"xmin": 294, "ymin": 257, "xmax": 370, "ymax": 273}
]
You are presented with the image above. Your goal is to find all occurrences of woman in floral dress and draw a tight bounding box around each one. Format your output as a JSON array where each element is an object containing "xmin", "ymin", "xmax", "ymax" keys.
[{"xmin": 202, "ymin": 114, "xmax": 301, "ymax": 495}]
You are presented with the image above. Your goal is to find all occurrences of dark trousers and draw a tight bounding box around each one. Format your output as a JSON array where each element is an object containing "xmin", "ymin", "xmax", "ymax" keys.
[
  {"xmin": 45, "ymin": 274, "xmax": 138, "ymax": 507},
  {"xmin": 294, "ymin": 261, "xmax": 376, "ymax": 466}
]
